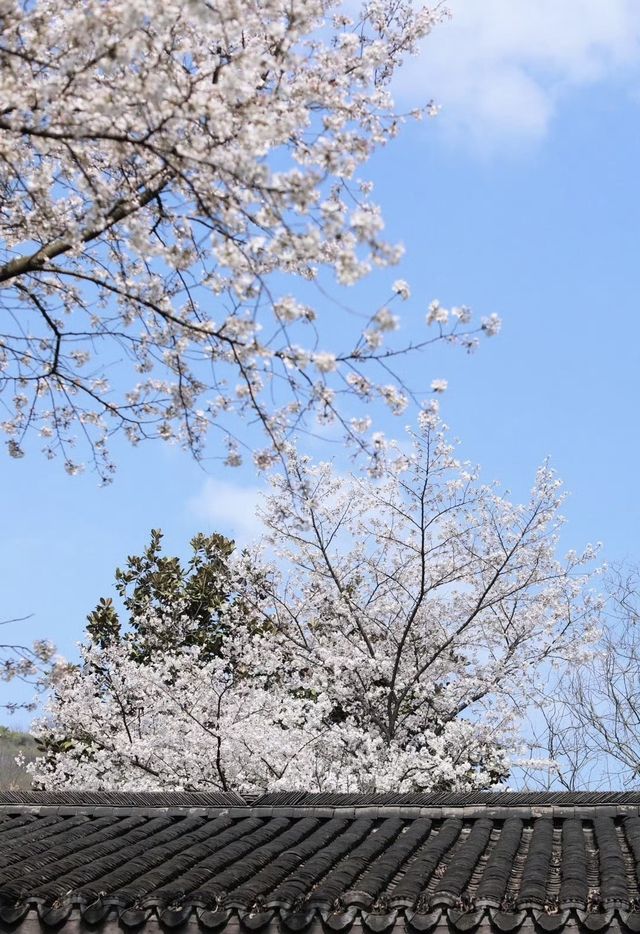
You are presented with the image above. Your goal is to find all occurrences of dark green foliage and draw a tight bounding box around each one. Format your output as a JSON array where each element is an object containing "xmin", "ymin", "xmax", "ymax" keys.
[{"xmin": 86, "ymin": 529, "xmax": 245, "ymax": 663}]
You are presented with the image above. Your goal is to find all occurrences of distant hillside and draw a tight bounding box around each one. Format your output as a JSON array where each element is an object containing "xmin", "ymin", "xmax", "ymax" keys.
[{"xmin": 0, "ymin": 726, "xmax": 36, "ymax": 790}]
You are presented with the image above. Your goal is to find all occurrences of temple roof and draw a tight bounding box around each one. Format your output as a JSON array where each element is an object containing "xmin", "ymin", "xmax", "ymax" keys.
[{"xmin": 1, "ymin": 791, "xmax": 640, "ymax": 933}]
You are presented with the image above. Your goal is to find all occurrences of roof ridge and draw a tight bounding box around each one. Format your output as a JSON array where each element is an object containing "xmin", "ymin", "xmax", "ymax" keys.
[
  {"xmin": 2, "ymin": 790, "xmax": 640, "ymax": 809},
  {"xmin": 250, "ymin": 791, "xmax": 640, "ymax": 807},
  {"xmin": 0, "ymin": 791, "xmax": 247, "ymax": 807}
]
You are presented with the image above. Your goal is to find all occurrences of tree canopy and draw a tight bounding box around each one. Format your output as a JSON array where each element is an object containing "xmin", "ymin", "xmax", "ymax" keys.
[{"xmin": 32, "ymin": 420, "xmax": 599, "ymax": 792}]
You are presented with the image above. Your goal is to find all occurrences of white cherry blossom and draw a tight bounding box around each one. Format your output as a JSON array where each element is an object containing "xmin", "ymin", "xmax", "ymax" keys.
[{"xmin": 482, "ymin": 313, "xmax": 503, "ymax": 336}]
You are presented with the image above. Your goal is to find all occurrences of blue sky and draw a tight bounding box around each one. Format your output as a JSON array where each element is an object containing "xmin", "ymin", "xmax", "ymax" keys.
[{"xmin": 2, "ymin": 0, "xmax": 640, "ymax": 720}]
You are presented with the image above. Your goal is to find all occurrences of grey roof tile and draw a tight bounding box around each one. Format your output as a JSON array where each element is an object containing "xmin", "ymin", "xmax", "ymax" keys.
[{"xmin": 0, "ymin": 792, "xmax": 639, "ymax": 932}]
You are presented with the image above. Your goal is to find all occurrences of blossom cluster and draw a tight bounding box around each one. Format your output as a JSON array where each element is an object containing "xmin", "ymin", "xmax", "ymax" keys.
[{"xmin": 0, "ymin": 638, "xmax": 58, "ymax": 713}]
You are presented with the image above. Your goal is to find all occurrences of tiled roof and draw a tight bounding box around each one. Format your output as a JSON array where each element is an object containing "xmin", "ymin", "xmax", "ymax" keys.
[{"xmin": 2, "ymin": 791, "xmax": 640, "ymax": 933}]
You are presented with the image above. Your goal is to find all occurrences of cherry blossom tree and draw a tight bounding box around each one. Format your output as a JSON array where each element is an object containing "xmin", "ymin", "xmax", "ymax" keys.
[
  {"xmin": 0, "ymin": 0, "xmax": 503, "ymax": 480},
  {"xmin": 31, "ymin": 418, "xmax": 600, "ymax": 792}
]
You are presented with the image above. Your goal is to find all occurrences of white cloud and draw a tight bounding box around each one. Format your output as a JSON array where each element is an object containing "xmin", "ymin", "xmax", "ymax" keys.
[
  {"xmin": 188, "ymin": 477, "xmax": 266, "ymax": 544},
  {"xmin": 398, "ymin": 0, "xmax": 640, "ymax": 145}
]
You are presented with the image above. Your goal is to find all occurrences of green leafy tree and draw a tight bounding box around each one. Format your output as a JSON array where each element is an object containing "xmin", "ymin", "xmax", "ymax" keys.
[
  {"xmin": 87, "ymin": 529, "xmax": 254, "ymax": 663},
  {"xmin": 34, "ymin": 529, "xmax": 267, "ymax": 783}
]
